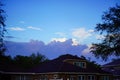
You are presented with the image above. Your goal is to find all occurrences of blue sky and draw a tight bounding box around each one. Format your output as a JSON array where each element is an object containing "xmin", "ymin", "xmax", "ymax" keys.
[{"xmin": 3, "ymin": 0, "xmax": 120, "ymax": 44}]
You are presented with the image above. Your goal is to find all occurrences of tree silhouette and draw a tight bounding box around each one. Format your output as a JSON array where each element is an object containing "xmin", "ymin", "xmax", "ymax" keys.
[
  {"xmin": 91, "ymin": 5, "xmax": 120, "ymax": 60},
  {"xmin": 13, "ymin": 53, "xmax": 49, "ymax": 69},
  {"xmin": 0, "ymin": 1, "xmax": 6, "ymax": 56}
]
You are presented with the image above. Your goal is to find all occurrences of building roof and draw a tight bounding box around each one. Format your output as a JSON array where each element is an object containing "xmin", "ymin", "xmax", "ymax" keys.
[
  {"xmin": 28, "ymin": 54, "xmax": 110, "ymax": 74},
  {"xmin": 28, "ymin": 56, "xmax": 87, "ymax": 73},
  {"xmin": 54, "ymin": 54, "xmax": 85, "ymax": 61},
  {"xmin": 0, "ymin": 54, "xmax": 111, "ymax": 74},
  {"xmin": 102, "ymin": 59, "xmax": 120, "ymax": 76},
  {"xmin": 0, "ymin": 63, "xmax": 26, "ymax": 73},
  {"xmin": 103, "ymin": 59, "xmax": 120, "ymax": 67}
]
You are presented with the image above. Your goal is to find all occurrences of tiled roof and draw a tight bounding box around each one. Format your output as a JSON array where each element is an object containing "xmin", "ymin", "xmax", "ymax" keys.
[{"xmin": 103, "ymin": 59, "xmax": 120, "ymax": 67}]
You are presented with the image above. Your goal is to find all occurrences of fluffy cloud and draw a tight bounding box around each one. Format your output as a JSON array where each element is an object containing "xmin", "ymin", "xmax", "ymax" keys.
[
  {"xmin": 82, "ymin": 44, "xmax": 92, "ymax": 55},
  {"xmin": 72, "ymin": 28, "xmax": 94, "ymax": 42},
  {"xmin": 9, "ymin": 27, "xmax": 25, "ymax": 31},
  {"xmin": 88, "ymin": 29, "xmax": 94, "ymax": 33},
  {"xmin": 51, "ymin": 38, "xmax": 67, "ymax": 42},
  {"xmin": 71, "ymin": 38, "xmax": 79, "ymax": 46},
  {"xmin": 52, "ymin": 28, "xmax": 95, "ymax": 44},
  {"xmin": 8, "ymin": 26, "xmax": 42, "ymax": 31},
  {"xmin": 27, "ymin": 26, "xmax": 42, "ymax": 31},
  {"xmin": 51, "ymin": 38, "xmax": 79, "ymax": 46},
  {"xmin": 72, "ymin": 28, "xmax": 93, "ymax": 39},
  {"xmin": 5, "ymin": 39, "xmax": 87, "ymax": 59},
  {"xmin": 5, "ymin": 39, "xmax": 110, "ymax": 64}
]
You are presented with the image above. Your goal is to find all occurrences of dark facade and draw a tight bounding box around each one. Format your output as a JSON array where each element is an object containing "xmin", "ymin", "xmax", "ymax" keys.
[
  {"xmin": 0, "ymin": 54, "xmax": 113, "ymax": 80},
  {"xmin": 102, "ymin": 59, "xmax": 120, "ymax": 80}
]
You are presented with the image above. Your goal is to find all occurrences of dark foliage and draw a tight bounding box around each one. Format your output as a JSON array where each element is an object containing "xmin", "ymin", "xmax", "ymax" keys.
[
  {"xmin": 0, "ymin": 53, "xmax": 49, "ymax": 71},
  {"xmin": 13, "ymin": 53, "xmax": 49, "ymax": 69},
  {"xmin": 91, "ymin": 5, "xmax": 120, "ymax": 60},
  {"xmin": 0, "ymin": 1, "xmax": 6, "ymax": 56}
]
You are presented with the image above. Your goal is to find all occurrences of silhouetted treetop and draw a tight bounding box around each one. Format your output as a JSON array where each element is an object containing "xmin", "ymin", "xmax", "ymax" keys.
[
  {"xmin": 0, "ymin": 1, "xmax": 6, "ymax": 55},
  {"xmin": 91, "ymin": 5, "xmax": 120, "ymax": 60}
]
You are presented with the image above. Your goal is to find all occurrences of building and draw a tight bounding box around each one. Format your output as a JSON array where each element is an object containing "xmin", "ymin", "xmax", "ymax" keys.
[
  {"xmin": 102, "ymin": 59, "xmax": 120, "ymax": 80},
  {"xmin": 0, "ymin": 54, "xmax": 113, "ymax": 80}
]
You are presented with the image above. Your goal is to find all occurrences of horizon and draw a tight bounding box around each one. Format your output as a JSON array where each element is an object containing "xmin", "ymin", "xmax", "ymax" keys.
[{"xmin": 5, "ymin": 39, "xmax": 119, "ymax": 65}]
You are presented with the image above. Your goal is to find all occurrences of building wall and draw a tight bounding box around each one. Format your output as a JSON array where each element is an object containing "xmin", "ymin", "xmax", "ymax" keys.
[
  {"xmin": 63, "ymin": 59, "xmax": 87, "ymax": 68},
  {"xmin": 102, "ymin": 65, "xmax": 120, "ymax": 80},
  {"xmin": 10, "ymin": 73, "xmax": 113, "ymax": 80}
]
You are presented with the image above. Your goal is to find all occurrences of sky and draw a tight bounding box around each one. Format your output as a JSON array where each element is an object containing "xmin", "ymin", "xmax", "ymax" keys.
[
  {"xmin": 2, "ymin": 0, "xmax": 120, "ymax": 64},
  {"xmin": 3, "ymin": 0, "xmax": 119, "ymax": 44}
]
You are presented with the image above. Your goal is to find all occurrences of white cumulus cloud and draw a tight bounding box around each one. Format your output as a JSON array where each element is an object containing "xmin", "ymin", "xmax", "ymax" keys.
[
  {"xmin": 72, "ymin": 28, "xmax": 94, "ymax": 42},
  {"xmin": 72, "ymin": 38, "xmax": 79, "ymax": 46},
  {"xmin": 82, "ymin": 44, "xmax": 92, "ymax": 55},
  {"xmin": 88, "ymin": 29, "xmax": 94, "ymax": 33},
  {"xmin": 9, "ymin": 27, "xmax": 25, "ymax": 31},
  {"xmin": 51, "ymin": 38, "xmax": 67, "ymax": 42},
  {"xmin": 27, "ymin": 26, "xmax": 42, "ymax": 31}
]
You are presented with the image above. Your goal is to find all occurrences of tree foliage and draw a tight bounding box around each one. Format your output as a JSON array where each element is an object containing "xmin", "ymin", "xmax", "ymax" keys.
[
  {"xmin": 91, "ymin": 5, "xmax": 120, "ymax": 60},
  {"xmin": 0, "ymin": 52, "xmax": 48, "ymax": 70},
  {"xmin": 13, "ymin": 53, "xmax": 49, "ymax": 69},
  {"xmin": 0, "ymin": 1, "xmax": 6, "ymax": 56}
]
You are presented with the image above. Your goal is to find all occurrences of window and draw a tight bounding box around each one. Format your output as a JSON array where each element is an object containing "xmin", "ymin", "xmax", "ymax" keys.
[
  {"xmin": 78, "ymin": 75, "xmax": 85, "ymax": 80},
  {"xmin": 101, "ymin": 76, "xmax": 110, "ymax": 80},
  {"xmin": 69, "ymin": 76, "xmax": 75, "ymax": 80},
  {"xmin": 74, "ymin": 62, "xmax": 86, "ymax": 68},
  {"xmin": 79, "ymin": 62, "xmax": 85, "ymax": 68},
  {"xmin": 26, "ymin": 76, "xmax": 32, "ymax": 80},
  {"xmin": 74, "ymin": 62, "xmax": 79, "ymax": 66},
  {"xmin": 88, "ymin": 75, "xmax": 95, "ymax": 80},
  {"xmin": 20, "ymin": 76, "xmax": 25, "ymax": 80},
  {"xmin": 15, "ymin": 75, "xmax": 27, "ymax": 80},
  {"xmin": 40, "ymin": 75, "xmax": 48, "ymax": 80}
]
